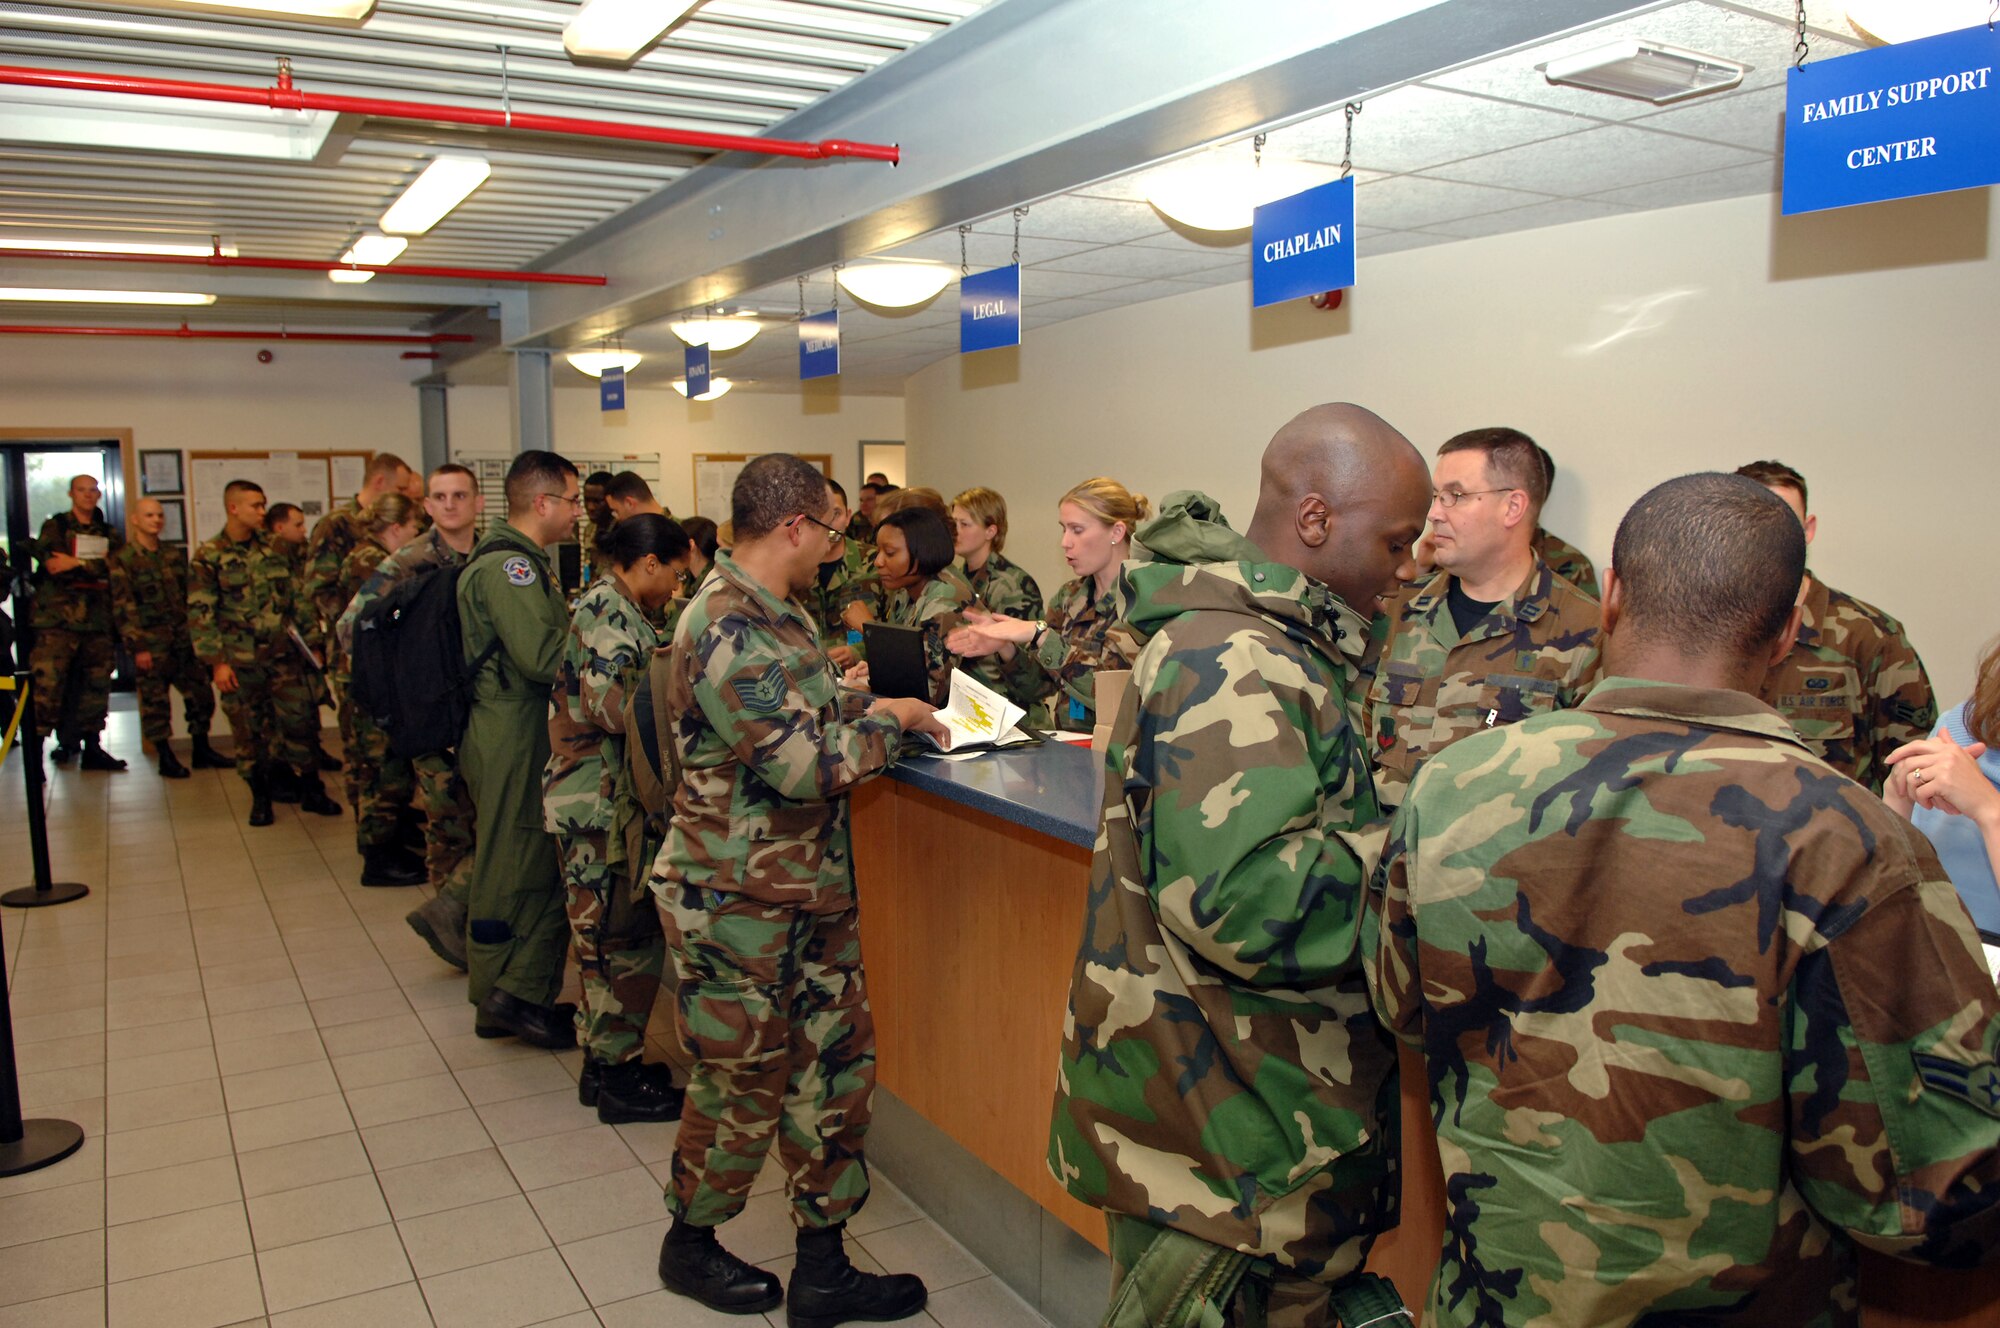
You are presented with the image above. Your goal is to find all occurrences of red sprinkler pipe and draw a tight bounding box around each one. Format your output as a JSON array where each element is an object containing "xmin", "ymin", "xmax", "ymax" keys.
[
  {"xmin": 0, "ymin": 323, "xmax": 476, "ymax": 344},
  {"xmin": 0, "ymin": 247, "xmax": 607, "ymax": 286},
  {"xmin": 0, "ymin": 61, "xmax": 902, "ymax": 163}
]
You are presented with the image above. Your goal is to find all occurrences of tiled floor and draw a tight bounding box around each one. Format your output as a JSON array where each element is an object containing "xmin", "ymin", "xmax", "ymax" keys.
[{"xmin": 1, "ymin": 699, "xmax": 1052, "ymax": 1328}]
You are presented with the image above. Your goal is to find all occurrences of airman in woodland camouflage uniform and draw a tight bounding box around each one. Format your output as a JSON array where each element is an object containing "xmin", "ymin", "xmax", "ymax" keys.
[
  {"xmin": 652, "ymin": 454, "xmax": 941, "ymax": 1324},
  {"xmin": 1367, "ymin": 473, "xmax": 2000, "ymax": 1327},
  {"xmin": 984, "ymin": 576, "xmax": 1139, "ymax": 730},
  {"xmin": 1368, "ymin": 428, "xmax": 1601, "ymax": 808},
  {"xmin": 29, "ymin": 474, "xmax": 125, "ymax": 770},
  {"xmin": 1531, "ymin": 526, "xmax": 1596, "ymax": 596},
  {"xmin": 1738, "ymin": 460, "xmax": 1936, "ymax": 796},
  {"xmin": 303, "ymin": 452, "xmax": 412, "ymax": 657},
  {"xmin": 873, "ymin": 510, "xmax": 976, "ymax": 706},
  {"xmin": 187, "ymin": 479, "xmax": 341, "ymax": 826},
  {"xmin": 110, "ymin": 498, "xmax": 225, "ymax": 778},
  {"xmin": 1050, "ymin": 408, "xmax": 1433, "ymax": 1327},
  {"xmin": 804, "ymin": 481, "xmax": 879, "ymax": 665},
  {"xmin": 545, "ymin": 515, "xmax": 689, "ymax": 1125}
]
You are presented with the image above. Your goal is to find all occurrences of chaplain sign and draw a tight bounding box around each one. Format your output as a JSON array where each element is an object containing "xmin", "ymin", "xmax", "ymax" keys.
[
  {"xmin": 1251, "ymin": 176, "xmax": 1354, "ymax": 308},
  {"xmin": 1783, "ymin": 24, "xmax": 2000, "ymax": 215}
]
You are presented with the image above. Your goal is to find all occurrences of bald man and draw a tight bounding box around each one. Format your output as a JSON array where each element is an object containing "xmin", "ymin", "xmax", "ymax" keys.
[
  {"xmin": 111, "ymin": 499, "xmax": 226, "ymax": 777},
  {"xmin": 1050, "ymin": 405, "xmax": 1430, "ymax": 1324}
]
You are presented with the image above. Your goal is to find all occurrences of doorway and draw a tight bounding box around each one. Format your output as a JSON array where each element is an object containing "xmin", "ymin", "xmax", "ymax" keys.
[
  {"xmin": 860, "ymin": 441, "xmax": 906, "ymax": 489},
  {"xmin": 2, "ymin": 439, "xmax": 127, "ymax": 674}
]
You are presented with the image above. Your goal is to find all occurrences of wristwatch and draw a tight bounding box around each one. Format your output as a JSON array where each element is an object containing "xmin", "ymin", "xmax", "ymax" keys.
[{"xmin": 1028, "ymin": 621, "xmax": 1049, "ymax": 650}]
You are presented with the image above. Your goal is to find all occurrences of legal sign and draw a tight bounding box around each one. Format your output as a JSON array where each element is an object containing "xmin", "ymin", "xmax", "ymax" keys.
[
  {"xmin": 1783, "ymin": 24, "xmax": 2000, "ymax": 215},
  {"xmin": 800, "ymin": 308, "xmax": 839, "ymax": 380},
  {"xmin": 685, "ymin": 344, "xmax": 711, "ymax": 400},
  {"xmin": 599, "ymin": 364, "xmax": 625, "ymax": 412},
  {"xmin": 960, "ymin": 264, "xmax": 1021, "ymax": 353},
  {"xmin": 1252, "ymin": 176, "xmax": 1354, "ymax": 308}
]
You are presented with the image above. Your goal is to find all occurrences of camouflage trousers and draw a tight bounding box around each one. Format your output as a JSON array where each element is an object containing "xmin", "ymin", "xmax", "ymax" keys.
[
  {"xmin": 217, "ymin": 656, "xmax": 317, "ymax": 781},
  {"xmin": 29, "ymin": 628, "xmax": 113, "ymax": 745},
  {"xmin": 339, "ymin": 693, "xmax": 413, "ymax": 850},
  {"xmin": 413, "ymin": 750, "xmax": 474, "ymax": 906},
  {"xmin": 658, "ymin": 887, "xmax": 875, "ymax": 1230},
  {"xmin": 132, "ymin": 639, "xmax": 216, "ymax": 747},
  {"xmin": 559, "ymin": 830, "xmax": 663, "ymax": 1065}
]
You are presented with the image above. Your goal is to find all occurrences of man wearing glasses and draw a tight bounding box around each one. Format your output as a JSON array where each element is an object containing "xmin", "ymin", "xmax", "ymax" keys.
[
  {"xmin": 1366, "ymin": 427, "xmax": 1602, "ymax": 808},
  {"xmin": 457, "ymin": 450, "xmax": 585, "ymax": 1045},
  {"xmin": 802, "ymin": 478, "xmax": 880, "ymax": 668}
]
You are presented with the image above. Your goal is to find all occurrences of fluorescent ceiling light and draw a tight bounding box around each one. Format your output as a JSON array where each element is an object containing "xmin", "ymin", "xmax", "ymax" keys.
[
  {"xmin": 341, "ymin": 234, "xmax": 408, "ymax": 265},
  {"xmin": 669, "ymin": 316, "xmax": 761, "ymax": 351},
  {"xmin": 673, "ymin": 376, "xmax": 734, "ymax": 400},
  {"xmin": 837, "ymin": 262, "xmax": 953, "ymax": 308},
  {"xmin": 1146, "ymin": 155, "xmax": 1342, "ymax": 232},
  {"xmin": 380, "ymin": 156, "xmax": 491, "ymax": 236},
  {"xmin": 1847, "ymin": 1, "xmax": 1990, "ymax": 44},
  {"xmin": 1542, "ymin": 42, "xmax": 1745, "ymax": 105},
  {"xmin": 565, "ymin": 0, "xmax": 702, "ymax": 63},
  {"xmin": 567, "ymin": 350, "xmax": 643, "ymax": 377},
  {"xmin": 327, "ymin": 269, "xmax": 374, "ymax": 284},
  {"xmin": 68, "ymin": 0, "xmax": 375, "ymax": 20},
  {"xmin": 0, "ymin": 287, "xmax": 217, "ymax": 305},
  {"xmin": 0, "ymin": 237, "xmax": 238, "ymax": 256},
  {"xmin": 0, "ymin": 86, "xmax": 338, "ymax": 161}
]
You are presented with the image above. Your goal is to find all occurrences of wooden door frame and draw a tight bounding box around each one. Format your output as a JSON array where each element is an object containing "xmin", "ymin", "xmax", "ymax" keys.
[{"xmin": 0, "ymin": 428, "xmax": 137, "ymax": 533}]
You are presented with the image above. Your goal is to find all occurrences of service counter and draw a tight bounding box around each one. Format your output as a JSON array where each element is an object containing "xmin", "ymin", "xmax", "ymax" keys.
[{"xmin": 849, "ymin": 740, "xmax": 1998, "ymax": 1327}]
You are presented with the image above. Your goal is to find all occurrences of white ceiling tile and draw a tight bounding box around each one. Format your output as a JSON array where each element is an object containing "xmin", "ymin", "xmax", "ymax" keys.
[
  {"xmin": 1420, "ymin": 197, "xmax": 1636, "ymax": 240},
  {"xmin": 1264, "ymin": 84, "xmax": 1605, "ymax": 173},
  {"xmin": 972, "ymin": 194, "xmax": 1171, "ymax": 244},
  {"xmin": 1122, "ymin": 225, "xmax": 1253, "ymax": 256},
  {"xmin": 1077, "ymin": 279, "xmax": 1217, "ymax": 307},
  {"xmin": 1419, "ymin": 124, "xmax": 1765, "ymax": 196},
  {"xmin": 1352, "ymin": 175, "xmax": 1552, "ymax": 229},
  {"xmin": 870, "ymin": 231, "xmax": 1093, "ymax": 267},
  {"xmin": 1717, "ymin": 0, "xmax": 1871, "ymax": 42},
  {"xmin": 1029, "ymin": 245, "xmax": 1238, "ymax": 281},
  {"xmin": 1016, "ymin": 268, "xmax": 1142, "ymax": 299},
  {"xmin": 1582, "ymin": 156, "xmax": 1780, "ymax": 210},
  {"xmin": 1627, "ymin": 82, "xmax": 1787, "ymax": 153}
]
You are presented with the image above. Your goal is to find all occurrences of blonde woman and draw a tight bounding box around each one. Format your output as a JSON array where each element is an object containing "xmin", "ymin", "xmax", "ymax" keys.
[{"xmin": 948, "ymin": 477, "xmax": 1146, "ymax": 730}]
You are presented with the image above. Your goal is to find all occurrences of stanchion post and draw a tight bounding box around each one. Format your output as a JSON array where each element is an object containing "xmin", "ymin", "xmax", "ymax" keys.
[{"xmin": 2, "ymin": 669, "xmax": 90, "ymax": 909}]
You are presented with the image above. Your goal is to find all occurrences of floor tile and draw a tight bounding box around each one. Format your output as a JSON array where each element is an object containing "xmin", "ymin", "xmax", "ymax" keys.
[
  {"xmin": 926, "ymin": 1275, "xmax": 1055, "ymax": 1328},
  {"xmin": 0, "ymin": 1286, "xmax": 106, "ymax": 1328},
  {"xmin": 204, "ymin": 978, "xmax": 307, "ymax": 1017},
  {"xmin": 397, "ymin": 1193, "xmax": 550, "ymax": 1277},
  {"xmin": 20, "ymin": 1064, "xmax": 107, "ymax": 1111},
  {"xmin": 210, "ymin": 1004, "xmax": 316, "ymax": 1045},
  {"xmin": 419, "ymin": 1248, "xmax": 588, "ymax": 1328},
  {"xmin": 104, "ymin": 1253, "xmax": 264, "ymax": 1328},
  {"xmin": 104, "ymin": 992, "xmax": 208, "ymax": 1033},
  {"xmin": 246, "ymin": 1175, "xmax": 391, "ymax": 1251},
  {"xmin": 856, "ymin": 1218, "xmax": 988, "ymax": 1293},
  {"xmin": 107, "ymin": 1156, "xmax": 243, "ymax": 1225},
  {"xmin": 0, "ymin": 1134, "xmax": 102, "ymax": 1198},
  {"xmin": 16, "ymin": 1037, "xmax": 107, "ymax": 1075},
  {"xmin": 222, "ymin": 1061, "xmax": 342, "ymax": 1113},
  {"xmin": 201, "ymin": 957, "xmax": 300, "ymax": 992},
  {"xmin": 554, "ymin": 1220, "xmax": 664, "ymax": 1306},
  {"xmin": 105, "ymin": 1114, "xmax": 234, "ymax": 1177},
  {"xmin": 106, "ymin": 1079, "xmax": 227, "ymax": 1134},
  {"xmin": 315, "ymin": 1014, "xmax": 428, "ymax": 1059},
  {"xmin": 228, "ymin": 1092, "xmax": 354, "ymax": 1154},
  {"xmin": 236, "ymin": 1133, "xmax": 373, "ymax": 1200},
  {"xmin": 255, "ymin": 1223, "xmax": 413, "ymax": 1315},
  {"xmin": 597, "ymin": 1288, "xmax": 795, "ymax": 1328},
  {"xmin": 266, "ymin": 1281, "xmax": 431, "ymax": 1328},
  {"xmin": 103, "ymin": 1045, "xmax": 217, "ymax": 1097},
  {"xmin": 105, "ymin": 1019, "xmax": 211, "ymax": 1061},
  {"xmin": 0, "ymin": 1229, "xmax": 105, "ymax": 1308},
  {"xmin": 344, "ymin": 1074, "xmax": 469, "ymax": 1129},
  {"xmin": 358, "ymin": 1108, "xmax": 493, "ymax": 1173},
  {"xmin": 847, "ymin": 1177, "xmax": 924, "ymax": 1238},
  {"xmin": 609, "ymin": 1118, "xmax": 679, "ymax": 1165},
  {"xmin": 500, "ymin": 1124, "xmax": 640, "ymax": 1193},
  {"xmin": 107, "ymin": 1202, "xmax": 253, "ymax": 1283},
  {"xmin": 307, "ymin": 989, "xmax": 410, "ymax": 1029},
  {"xmin": 295, "ymin": 963, "xmax": 395, "ymax": 1002},
  {"xmin": 0, "ymin": 1179, "xmax": 105, "ymax": 1249},
  {"xmin": 476, "ymin": 1089, "xmax": 602, "ymax": 1146},
  {"xmin": 330, "ymin": 1043, "xmax": 446, "ymax": 1092},
  {"xmin": 452, "ymin": 1058, "xmax": 575, "ymax": 1108},
  {"xmin": 213, "ymin": 1033, "xmax": 327, "ymax": 1078},
  {"xmin": 524, "ymin": 1166, "xmax": 667, "ymax": 1246},
  {"xmin": 374, "ymin": 1149, "xmax": 521, "ymax": 1221}
]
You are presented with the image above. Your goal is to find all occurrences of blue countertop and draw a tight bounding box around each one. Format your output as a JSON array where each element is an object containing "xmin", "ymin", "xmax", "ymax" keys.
[{"xmin": 888, "ymin": 737, "xmax": 1105, "ymax": 850}]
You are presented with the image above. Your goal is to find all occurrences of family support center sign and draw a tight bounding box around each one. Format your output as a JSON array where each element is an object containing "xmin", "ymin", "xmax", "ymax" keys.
[{"xmin": 1783, "ymin": 23, "xmax": 2000, "ymax": 215}]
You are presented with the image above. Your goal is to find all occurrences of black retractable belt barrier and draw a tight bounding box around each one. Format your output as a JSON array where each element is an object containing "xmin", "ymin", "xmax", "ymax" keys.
[{"xmin": 0, "ymin": 671, "xmax": 88, "ymax": 1176}]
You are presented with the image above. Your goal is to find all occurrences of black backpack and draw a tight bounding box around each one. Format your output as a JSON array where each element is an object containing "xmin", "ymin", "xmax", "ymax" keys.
[{"xmin": 348, "ymin": 554, "xmax": 500, "ymax": 760}]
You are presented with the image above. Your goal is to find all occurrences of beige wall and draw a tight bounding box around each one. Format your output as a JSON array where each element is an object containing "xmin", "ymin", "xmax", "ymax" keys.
[{"xmin": 905, "ymin": 188, "xmax": 1998, "ymax": 704}]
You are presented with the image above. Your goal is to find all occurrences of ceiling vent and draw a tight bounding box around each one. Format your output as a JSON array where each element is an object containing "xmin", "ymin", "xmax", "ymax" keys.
[{"xmin": 1541, "ymin": 41, "xmax": 1747, "ymax": 105}]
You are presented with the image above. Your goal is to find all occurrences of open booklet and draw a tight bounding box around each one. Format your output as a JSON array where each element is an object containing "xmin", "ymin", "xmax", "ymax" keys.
[{"xmin": 915, "ymin": 669, "xmax": 1035, "ymax": 754}]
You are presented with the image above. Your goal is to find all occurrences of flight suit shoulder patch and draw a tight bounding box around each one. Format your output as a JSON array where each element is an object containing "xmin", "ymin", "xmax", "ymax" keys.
[{"xmin": 502, "ymin": 555, "xmax": 536, "ymax": 587}]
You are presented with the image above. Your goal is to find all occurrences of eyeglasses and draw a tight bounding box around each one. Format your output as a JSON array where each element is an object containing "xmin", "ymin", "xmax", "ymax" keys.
[
  {"xmin": 787, "ymin": 512, "xmax": 847, "ymax": 545},
  {"xmin": 537, "ymin": 491, "xmax": 583, "ymax": 508},
  {"xmin": 1432, "ymin": 487, "xmax": 1520, "ymax": 509}
]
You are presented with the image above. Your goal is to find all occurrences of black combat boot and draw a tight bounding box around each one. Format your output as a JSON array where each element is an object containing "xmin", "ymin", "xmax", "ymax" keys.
[
  {"xmin": 266, "ymin": 760, "xmax": 301, "ymax": 803},
  {"xmin": 787, "ymin": 1224, "xmax": 926, "ymax": 1328},
  {"xmin": 247, "ymin": 769, "xmax": 275, "ymax": 827},
  {"xmin": 79, "ymin": 739, "xmax": 127, "ymax": 771},
  {"xmin": 49, "ymin": 740, "xmax": 76, "ymax": 766},
  {"xmin": 474, "ymin": 989, "xmax": 577, "ymax": 1049},
  {"xmin": 156, "ymin": 744, "xmax": 190, "ymax": 779},
  {"xmin": 406, "ymin": 893, "xmax": 467, "ymax": 972},
  {"xmin": 190, "ymin": 737, "xmax": 231, "ymax": 769},
  {"xmin": 360, "ymin": 844, "xmax": 426, "ymax": 887},
  {"xmin": 659, "ymin": 1220, "xmax": 782, "ymax": 1314},
  {"xmin": 594, "ymin": 1059, "xmax": 684, "ymax": 1125},
  {"xmin": 297, "ymin": 769, "xmax": 342, "ymax": 817},
  {"xmin": 577, "ymin": 1057, "xmax": 602, "ymax": 1108}
]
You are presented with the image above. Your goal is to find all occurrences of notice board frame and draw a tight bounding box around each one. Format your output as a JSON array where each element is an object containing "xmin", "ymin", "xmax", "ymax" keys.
[
  {"xmin": 185, "ymin": 449, "xmax": 375, "ymax": 545},
  {"xmin": 691, "ymin": 453, "xmax": 834, "ymax": 521}
]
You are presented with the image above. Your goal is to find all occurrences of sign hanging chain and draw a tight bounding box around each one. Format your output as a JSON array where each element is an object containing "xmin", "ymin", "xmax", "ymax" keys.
[
  {"xmin": 831, "ymin": 262, "xmax": 840, "ymax": 310},
  {"xmin": 957, "ymin": 224, "xmax": 971, "ymax": 277},
  {"xmin": 498, "ymin": 45, "xmax": 512, "ymax": 125},
  {"xmin": 797, "ymin": 275, "xmax": 806, "ymax": 322},
  {"xmin": 1011, "ymin": 207, "xmax": 1027, "ymax": 266},
  {"xmin": 1793, "ymin": 1, "xmax": 1809, "ymax": 68},
  {"xmin": 1342, "ymin": 102, "xmax": 1363, "ymax": 178},
  {"xmin": 1253, "ymin": 132, "xmax": 1266, "ymax": 168}
]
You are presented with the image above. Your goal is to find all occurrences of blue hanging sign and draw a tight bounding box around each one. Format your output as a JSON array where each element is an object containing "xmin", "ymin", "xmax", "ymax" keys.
[
  {"xmin": 800, "ymin": 307, "xmax": 840, "ymax": 380},
  {"xmin": 599, "ymin": 364, "xmax": 625, "ymax": 412},
  {"xmin": 684, "ymin": 344, "xmax": 711, "ymax": 400},
  {"xmin": 960, "ymin": 263, "xmax": 1021, "ymax": 354},
  {"xmin": 1252, "ymin": 176, "xmax": 1355, "ymax": 308},
  {"xmin": 1783, "ymin": 25, "xmax": 2000, "ymax": 215}
]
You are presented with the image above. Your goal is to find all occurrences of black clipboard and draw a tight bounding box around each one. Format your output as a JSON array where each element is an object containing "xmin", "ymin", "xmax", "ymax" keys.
[{"xmin": 863, "ymin": 621, "xmax": 930, "ymax": 700}]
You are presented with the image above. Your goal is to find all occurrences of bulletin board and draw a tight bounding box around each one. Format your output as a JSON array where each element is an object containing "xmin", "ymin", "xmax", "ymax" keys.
[
  {"xmin": 187, "ymin": 450, "xmax": 372, "ymax": 544},
  {"xmin": 691, "ymin": 453, "xmax": 833, "ymax": 521}
]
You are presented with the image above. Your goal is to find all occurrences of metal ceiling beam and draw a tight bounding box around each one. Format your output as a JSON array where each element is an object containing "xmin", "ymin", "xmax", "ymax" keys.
[{"xmin": 515, "ymin": 0, "xmax": 1664, "ymax": 353}]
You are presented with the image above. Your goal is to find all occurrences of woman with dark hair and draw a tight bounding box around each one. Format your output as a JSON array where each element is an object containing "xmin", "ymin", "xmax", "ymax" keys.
[
  {"xmin": 334, "ymin": 493, "xmax": 425, "ymax": 884},
  {"xmin": 1887, "ymin": 635, "xmax": 2000, "ymax": 941},
  {"xmin": 544, "ymin": 513, "xmax": 692, "ymax": 1123},
  {"xmin": 680, "ymin": 515, "xmax": 719, "ymax": 591},
  {"xmin": 862, "ymin": 506, "xmax": 972, "ymax": 705}
]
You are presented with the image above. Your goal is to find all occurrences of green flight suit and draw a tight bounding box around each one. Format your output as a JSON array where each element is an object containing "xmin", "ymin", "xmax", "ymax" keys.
[{"xmin": 458, "ymin": 522, "xmax": 569, "ymax": 1007}]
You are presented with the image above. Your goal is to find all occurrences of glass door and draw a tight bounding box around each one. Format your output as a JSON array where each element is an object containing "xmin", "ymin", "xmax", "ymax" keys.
[{"xmin": 2, "ymin": 442, "xmax": 126, "ymax": 677}]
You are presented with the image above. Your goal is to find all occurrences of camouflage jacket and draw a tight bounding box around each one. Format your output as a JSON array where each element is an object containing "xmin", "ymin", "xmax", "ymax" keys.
[
  {"xmin": 187, "ymin": 528, "xmax": 307, "ymax": 668},
  {"xmin": 802, "ymin": 540, "xmax": 881, "ymax": 650},
  {"xmin": 327, "ymin": 537, "xmax": 389, "ymax": 682},
  {"xmin": 963, "ymin": 552, "xmax": 1043, "ymax": 619},
  {"xmin": 333, "ymin": 525, "xmax": 469, "ymax": 657},
  {"xmin": 302, "ymin": 498, "xmax": 366, "ymax": 645},
  {"xmin": 32, "ymin": 510, "xmax": 121, "ymax": 632},
  {"xmin": 1365, "ymin": 556, "xmax": 1602, "ymax": 809},
  {"xmin": 1049, "ymin": 493, "xmax": 1396, "ymax": 1276},
  {"xmin": 1761, "ymin": 573, "xmax": 1935, "ymax": 796},
  {"xmin": 1532, "ymin": 525, "xmax": 1597, "ymax": 598},
  {"xmin": 653, "ymin": 551, "xmax": 903, "ymax": 915},
  {"xmin": 545, "ymin": 574, "xmax": 665, "ymax": 836},
  {"xmin": 884, "ymin": 570, "xmax": 976, "ymax": 706},
  {"xmin": 1000, "ymin": 574, "xmax": 1141, "ymax": 730},
  {"xmin": 109, "ymin": 540, "xmax": 191, "ymax": 654},
  {"xmin": 1366, "ymin": 678, "xmax": 2000, "ymax": 1327}
]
